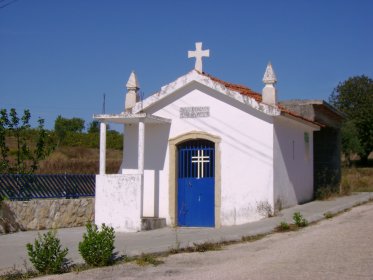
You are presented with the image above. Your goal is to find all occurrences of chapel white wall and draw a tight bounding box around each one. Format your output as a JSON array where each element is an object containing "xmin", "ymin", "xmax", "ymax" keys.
[
  {"xmin": 140, "ymin": 85, "xmax": 275, "ymax": 226},
  {"xmin": 121, "ymin": 123, "xmax": 170, "ymax": 218},
  {"xmin": 273, "ymin": 117, "xmax": 314, "ymax": 209},
  {"xmin": 95, "ymin": 174, "xmax": 142, "ymax": 232}
]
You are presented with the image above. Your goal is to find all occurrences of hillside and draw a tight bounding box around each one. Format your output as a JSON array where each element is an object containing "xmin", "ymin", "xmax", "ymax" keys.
[
  {"xmin": 2, "ymin": 131, "xmax": 123, "ymax": 175},
  {"xmin": 37, "ymin": 146, "xmax": 122, "ymax": 174}
]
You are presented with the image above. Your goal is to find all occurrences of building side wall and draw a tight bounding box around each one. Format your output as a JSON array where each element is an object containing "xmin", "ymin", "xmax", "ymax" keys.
[{"xmin": 273, "ymin": 117, "xmax": 314, "ymax": 209}]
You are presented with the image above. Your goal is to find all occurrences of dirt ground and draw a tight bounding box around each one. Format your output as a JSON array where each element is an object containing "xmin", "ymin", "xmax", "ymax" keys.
[{"xmin": 38, "ymin": 202, "xmax": 373, "ymax": 280}]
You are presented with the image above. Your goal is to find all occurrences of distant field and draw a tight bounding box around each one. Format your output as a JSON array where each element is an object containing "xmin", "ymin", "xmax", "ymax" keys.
[
  {"xmin": 37, "ymin": 146, "xmax": 122, "ymax": 174},
  {"xmin": 342, "ymin": 166, "xmax": 373, "ymax": 193}
]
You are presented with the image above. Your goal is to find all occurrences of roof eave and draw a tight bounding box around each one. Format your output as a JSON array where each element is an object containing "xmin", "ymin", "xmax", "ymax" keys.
[
  {"xmin": 93, "ymin": 113, "xmax": 171, "ymax": 124},
  {"xmin": 280, "ymin": 112, "xmax": 322, "ymax": 130}
]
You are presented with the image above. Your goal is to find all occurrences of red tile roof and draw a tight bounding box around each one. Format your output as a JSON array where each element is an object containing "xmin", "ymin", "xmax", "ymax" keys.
[
  {"xmin": 202, "ymin": 72, "xmax": 262, "ymax": 102},
  {"xmin": 201, "ymin": 71, "xmax": 322, "ymax": 127}
]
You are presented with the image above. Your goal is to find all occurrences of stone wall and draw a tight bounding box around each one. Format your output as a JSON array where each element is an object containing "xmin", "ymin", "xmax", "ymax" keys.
[{"xmin": 0, "ymin": 198, "xmax": 94, "ymax": 234}]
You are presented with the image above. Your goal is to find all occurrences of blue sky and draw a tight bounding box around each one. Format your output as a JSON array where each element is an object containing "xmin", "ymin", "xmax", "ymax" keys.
[{"xmin": 1, "ymin": 0, "xmax": 372, "ymax": 130}]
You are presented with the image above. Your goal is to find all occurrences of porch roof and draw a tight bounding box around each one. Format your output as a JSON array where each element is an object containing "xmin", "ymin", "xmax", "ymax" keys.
[{"xmin": 93, "ymin": 112, "xmax": 171, "ymax": 124}]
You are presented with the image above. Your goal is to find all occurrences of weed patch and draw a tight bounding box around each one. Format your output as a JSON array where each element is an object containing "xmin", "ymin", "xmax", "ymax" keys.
[
  {"xmin": 241, "ymin": 234, "xmax": 266, "ymax": 242},
  {"xmin": 323, "ymin": 212, "xmax": 334, "ymax": 219},
  {"xmin": 135, "ymin": 254, "xmax": 163, "ymax": 266},
  {"xmin": 256, "ymin": 201, "xmax": 274, "ymax": 218},
  {"xmin": 293, "ymin": 212, "xmax": 308, "ymax": 227},
  {"xmin": 0, "ymin": 269, "xmax": 38, "ymax": 280},
  {"xmin": 274, "ymin": 222, "xmax": 299, "ymax": 232},
  {"xmin": 192, "ymin": 242, "xmax": 222, "ymax": 252}
]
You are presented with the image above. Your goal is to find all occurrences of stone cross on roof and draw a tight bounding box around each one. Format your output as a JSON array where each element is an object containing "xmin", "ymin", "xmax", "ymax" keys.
[{"xmin": 188, "ymin": 42, "xmax": 210, "ymax": 72}]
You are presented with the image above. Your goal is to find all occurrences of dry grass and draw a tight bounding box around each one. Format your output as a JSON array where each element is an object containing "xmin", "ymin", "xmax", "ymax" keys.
[
  {"xmin": 341, "ymin": 167, "xmax": 373, "ymax": 193},
  {"xmin": 37, "ymin": 147, "xmax": 122, "ymax": 174}
]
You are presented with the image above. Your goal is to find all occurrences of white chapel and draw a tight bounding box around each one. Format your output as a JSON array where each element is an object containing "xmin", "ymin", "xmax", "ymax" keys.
[{"xmin": 94, "ymin": 42, "xmax": 321, "ymax": 232}]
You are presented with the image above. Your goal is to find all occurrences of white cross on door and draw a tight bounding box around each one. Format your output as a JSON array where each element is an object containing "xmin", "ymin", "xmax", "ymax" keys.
[{"xmin": 191, "ymin": 150, "xmax": 210, "ymax": 179}]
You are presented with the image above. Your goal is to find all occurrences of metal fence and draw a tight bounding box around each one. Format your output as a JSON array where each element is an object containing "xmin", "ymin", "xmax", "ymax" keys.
[{"xmin": 0, "ymin": 174, "xmax": 95, "ymax": 200}]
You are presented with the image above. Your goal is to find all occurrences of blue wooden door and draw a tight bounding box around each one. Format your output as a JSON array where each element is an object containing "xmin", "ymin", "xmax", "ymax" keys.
[{"xmin": 177, "ymin": 140, "xmax": 215, "ymax": 227}]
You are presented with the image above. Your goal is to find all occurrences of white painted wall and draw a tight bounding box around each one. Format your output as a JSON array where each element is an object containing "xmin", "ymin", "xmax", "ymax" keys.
[
  {"xmin": 95, "ymin": 174, "xmax": 141, "ymax": 232},
  {"xmin": 121, "ymin": 123, "xmax": 170, "ymax": 218},
  {"xmin": 273, "ymin": 116, "xmax": 315, "ymax": 209},
  {"xmin": 140, "ymin": 83, "xmax": 275, "ymax": 226}
]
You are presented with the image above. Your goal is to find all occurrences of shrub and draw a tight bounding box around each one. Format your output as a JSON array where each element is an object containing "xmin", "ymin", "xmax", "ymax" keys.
[
  {"xmin": 324, "ymin": 212, "xmax": 334, "ymax": 219},
  {"xmin": 26, "ymin": 230, "xmax": 69, "ymax": 274},
  {"xmin": 278, "ymin": 221, "xmax": 290, "ymax": 231},
  {"xmin": 78, "ymin": 222, "xmax": 115, "ymax": 267},
  {"xmin": 256, "ymin": 201, "xmax": 274, "ymax": 218},
  {"xmin": 293, "ymin": 212, "xmax": 308, "ymax": 227}
]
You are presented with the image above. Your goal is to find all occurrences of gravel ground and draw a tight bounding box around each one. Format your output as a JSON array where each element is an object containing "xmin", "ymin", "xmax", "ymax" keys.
[{"xmin": 38, "ymin": 202, "xmax": 373, "ymax": 280}]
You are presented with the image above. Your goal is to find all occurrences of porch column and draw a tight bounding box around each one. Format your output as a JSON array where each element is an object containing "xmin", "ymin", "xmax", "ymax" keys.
[
  {"xmin": 138, "ymin": 120, "xmax": 145, "ymax": 174},
  {"xmin": 99, "ymin": 122, "xmax": 107, "ymax": 175},
  {"xmin": 138, "ymin": 120, "xmax": 145, "ymax": 218}
]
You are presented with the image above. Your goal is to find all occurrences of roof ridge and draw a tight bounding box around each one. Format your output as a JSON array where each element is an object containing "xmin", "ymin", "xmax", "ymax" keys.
[
  {"xmin": 201, "ymin": 71, "xmax": 262, "ymax": 102},
  {"xmin": 201, "ymin": 71, "xmax": 321, "ymax": 127}
]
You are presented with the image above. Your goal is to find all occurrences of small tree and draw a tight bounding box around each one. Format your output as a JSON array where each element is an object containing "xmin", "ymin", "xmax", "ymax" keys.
[
  {"xmin": 78, "ymin": 222, "xmax": 115, "ymax": 267},
  {"xmin": 0, "ymin": 108, "xmax": 48, "ymax": 174},
  {"xmin": 54, "ymin": 115, "xmax": 85, "ymax": 145},
  {"xmin": 26, "ymin": 230, "xmax": 69, "ymax": 274},
  {"xmin": 341, "ymin": 120, "xmax": 363, "ymax": 166},
  {"xmin": 88, "ymin": 120, "xmax": 100, "ymax": 134},
  {"xmin": 329, "ymin": 75, "xmax": 373, "ymax": 163}
]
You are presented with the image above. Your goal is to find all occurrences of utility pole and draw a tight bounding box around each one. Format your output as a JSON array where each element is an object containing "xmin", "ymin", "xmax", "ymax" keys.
[{"xmin": 102, "ymin": 93, "xmax": 106, "ymax": 114}]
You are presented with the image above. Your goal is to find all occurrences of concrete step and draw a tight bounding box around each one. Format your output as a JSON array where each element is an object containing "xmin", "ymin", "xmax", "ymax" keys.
[{"xmin": 141, "ymin": 217, "xmax": 167, "ymax": 231}]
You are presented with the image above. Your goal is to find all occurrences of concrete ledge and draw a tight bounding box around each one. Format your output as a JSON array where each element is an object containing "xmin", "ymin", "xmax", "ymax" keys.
[{"xmin": 141, "ymin": 217, "xmax": 167, "ymax": 231}]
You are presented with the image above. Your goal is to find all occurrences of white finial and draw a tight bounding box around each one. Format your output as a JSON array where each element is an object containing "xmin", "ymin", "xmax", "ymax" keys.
[
  {"xmin": 188, "ymin": 42, "xmax": 210, "ymax": 72},
  {"xmin": 126, "ymin": 71, "xmax": 140, "ymax": 89},
  {"xmin": 263, "ymin": 62, "xmax": 277, "ymax": 85},
  {"xmin": 262, "ymin": 62, "xmax": 277, "ymax": 106},
  {"xmin": 125, "ymin": 71, "xmax": 140, "ymax": 112}
]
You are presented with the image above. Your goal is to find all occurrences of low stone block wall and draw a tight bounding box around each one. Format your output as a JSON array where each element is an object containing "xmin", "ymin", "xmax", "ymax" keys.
[{"xmin": 0, "ymin": 198, "xmax": 94, "ymax": 234}]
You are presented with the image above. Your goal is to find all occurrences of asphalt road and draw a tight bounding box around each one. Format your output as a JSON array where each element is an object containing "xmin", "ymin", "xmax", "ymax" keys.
[{"xmin": 39, "ymin": 202, "xmax": 373, "ymax": 280}]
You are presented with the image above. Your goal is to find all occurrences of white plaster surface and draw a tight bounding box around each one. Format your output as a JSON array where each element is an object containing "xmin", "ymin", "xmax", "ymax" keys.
[
  {"xmin": 99, "ymin": 122, "xmax": 106, "ymax": 174},
  {"xmin": 131, "ymin": 84, "xmax": 276, "ymax": 226},
  {"xmin": 273, "ymin": 116, "xmax": 315, "ymax": 208},
  {"xmin": 95, "ymin": 174, "xmax": 141, "ymax": 232}
]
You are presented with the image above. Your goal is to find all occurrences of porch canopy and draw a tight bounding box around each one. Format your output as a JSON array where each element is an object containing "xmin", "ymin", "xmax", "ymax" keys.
[{"xmin": 93, "ymin": 112, "xmax": 171, "ymax": 175}]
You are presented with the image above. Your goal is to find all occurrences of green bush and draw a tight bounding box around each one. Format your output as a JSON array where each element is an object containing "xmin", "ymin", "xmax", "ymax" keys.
[
  {"xmin": 293, "ymin": 212, "xmax": 308, "ymax": 227},
  {"xmin": 26, "ymin": 230, "xmax": 68, "ymax": 274},
  {"xmin": 324, "ymin": 212, "xmax": 334, "ymax": 219},
  {"xmin": 78, "ymin": 222, "xmax": 115, "ymax": 267},
  {"xmin": 278, "ymin": 221, "xmax": 290, "ymax": 231},
  {"xmin": 58, "ymin": 130, "xmax": 123, "ymax": 150}
]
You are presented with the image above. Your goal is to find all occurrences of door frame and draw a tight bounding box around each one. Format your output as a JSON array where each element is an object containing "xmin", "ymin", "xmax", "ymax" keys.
[{"xmin": 169, "ymin": 131, "xmax": 221, "ymax": 228}]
